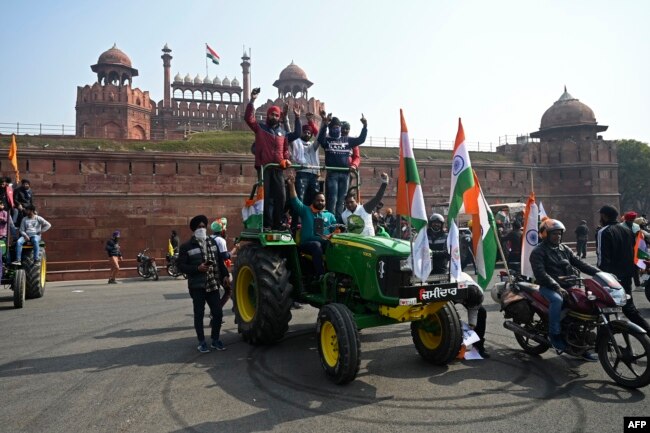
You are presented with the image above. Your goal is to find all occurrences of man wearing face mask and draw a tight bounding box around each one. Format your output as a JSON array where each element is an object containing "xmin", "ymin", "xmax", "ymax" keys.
[
  {"xmin": 317, "ymin": 112, "xmax": 367, "ymax": 221},
  {"xmin": 286, "ymin": 174, "xmax": 337, "ymax": 278},
  {"xmin": 177, "ymin": 215, "xmax": 231, "ymax": 353},
  {"xmin": 245, "ymin": 88, "xmax": 292, "ymax": 230}
]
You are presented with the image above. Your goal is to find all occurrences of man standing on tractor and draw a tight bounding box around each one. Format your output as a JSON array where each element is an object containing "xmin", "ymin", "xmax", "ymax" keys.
[
  {"xmin": 341, "ymin": 173, "xmax": 389, "ymax": 236},
  {"xmin": 286, "ymin": 174, "xmax": 337, "ymax": 278},
  {"xmin": 245, "ymin": 87, "xmax": 292, "ymax": 231},
  {"xmin": 317, "ymin": 111, "xmax": 367, "ymax": 221}
]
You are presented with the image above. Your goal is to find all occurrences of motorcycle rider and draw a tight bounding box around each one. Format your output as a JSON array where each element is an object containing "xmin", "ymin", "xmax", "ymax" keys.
[
  {"xmin": 427, "ymin": 213, "xmax": 449, "ymax": 274},
  {"xmin": 530, "ymin": 219, "xmax": 600, "ymax": 360}
]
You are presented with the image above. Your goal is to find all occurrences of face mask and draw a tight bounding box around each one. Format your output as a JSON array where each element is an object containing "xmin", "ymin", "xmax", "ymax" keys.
[
  {"xmin": 194, "ymin": 228, "xmax": 207, "ymax": 240},
  {"xmin": 330, "ymin": 127, "xmax": 341, "ymax": 138}
]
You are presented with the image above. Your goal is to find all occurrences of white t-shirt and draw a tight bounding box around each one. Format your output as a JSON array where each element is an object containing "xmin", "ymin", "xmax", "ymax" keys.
[{"xmin": 342, "ymin": 205, "xmax": 375, "ymax": 236}]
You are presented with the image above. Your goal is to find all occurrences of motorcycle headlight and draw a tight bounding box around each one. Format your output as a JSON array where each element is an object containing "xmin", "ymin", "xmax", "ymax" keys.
[{"xmin": 606, "ymin": 286, "xmax": 627, "ymax": 306}]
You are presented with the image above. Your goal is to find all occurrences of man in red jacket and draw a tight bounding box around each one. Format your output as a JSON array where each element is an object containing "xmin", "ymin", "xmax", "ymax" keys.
[{"xmin": 245, "ymin": 88, "xmax": 292, "ymax": 230}]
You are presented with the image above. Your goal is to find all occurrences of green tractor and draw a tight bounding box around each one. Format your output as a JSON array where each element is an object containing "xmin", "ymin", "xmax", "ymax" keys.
[
  {"xmin": 1, "ymin": 238, "xmax": 47, "ymax": 309},
  {"xmin": 233, "ymin": 165, "xmax": 467, "ymax": 384}
]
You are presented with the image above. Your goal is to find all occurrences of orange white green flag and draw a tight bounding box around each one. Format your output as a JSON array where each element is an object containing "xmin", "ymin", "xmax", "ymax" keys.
[
  {"xmin": 461, "ymin": 170, "xmax": 498, "ymax": 289},
  {"xmin": 521, "ymin": 192, "xmax": 539, "ymax": 279},
  {"xmin": 206, "ymin": 44, "xmax": 220, "ymax": 65},
  {"xmin": 634, "ymin": 231, "xmax": 650, "ymax": 270},
  {"xmin": 396, "ymin": 109, "xmax": 430, "ymax": 282}
]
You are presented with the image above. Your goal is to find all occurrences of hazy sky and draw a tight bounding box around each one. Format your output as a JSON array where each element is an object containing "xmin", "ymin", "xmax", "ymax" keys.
[{"xmin": 2, "ymin": 0, "xmax": 648, "ymax": 145}]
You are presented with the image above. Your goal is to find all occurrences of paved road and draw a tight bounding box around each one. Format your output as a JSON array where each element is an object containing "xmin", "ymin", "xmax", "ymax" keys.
[{"xmin": 0, "ymin": 261, "xmax": 648, "ymax": 433}]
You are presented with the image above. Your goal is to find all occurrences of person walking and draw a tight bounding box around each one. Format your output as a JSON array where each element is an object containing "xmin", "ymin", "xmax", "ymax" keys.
[
  {"xmin": 105, "ymin": 230, "xmax": 122, "ymax": 284},
  {"xmin": 177, "ymin": 215, "xmax": 231, "ymax": 353},
  {"xmin": 574, "ymin": 220, "xmax": 589, "ymax": 258},
  {"xmin": 597, "ymin": 205, "xmax": 650, "ymax": 333}
]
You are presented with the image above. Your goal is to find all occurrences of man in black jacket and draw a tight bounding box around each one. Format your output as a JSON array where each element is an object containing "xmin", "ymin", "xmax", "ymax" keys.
[
  {"xmin": 177, "ymin": 215, "xmax": 231, "ymax": 353},
  {"xmin": 574, "ymin": 220, "xmax": 589, "ymax": 258},
  {"xmin": 530, "ymin": 219, "xmax": 600, "ymax": 358},
  {"xmin": 427, "ymin": 213, "xmax": 449, "ymax": 275},
  {"xmin": 597, "ymin": 205, "xmax": 650, "ymax": 332}
]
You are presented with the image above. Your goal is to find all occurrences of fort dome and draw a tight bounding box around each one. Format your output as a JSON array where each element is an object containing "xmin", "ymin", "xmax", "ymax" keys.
[
  {"xmin": 540, "ymin": 87, "xmax": 597, "ymax": 130},
  {"xmin": 97, "ymin": 44, "xmax": 132, "ymax": 68},
  {"xmin": 278, "ymin": 61, "xmax": 308, "ymax": 81}
]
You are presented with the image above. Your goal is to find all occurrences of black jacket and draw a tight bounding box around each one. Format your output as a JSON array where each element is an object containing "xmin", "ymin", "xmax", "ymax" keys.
[
  {"xmin": 530, "ymin": 240, "xmax": 599, "ymax": 290},
  {"xmin": 177, "ymin": 237, "xmax": 229, "ymax": 291},
  {"xmin": 105, "ymin": 238, "xmax": 121, "ymax": 257},
  {"xmin": 575, "ymin": 224, "xmax": 589, "ymax": 241},
  {"xmin": 13, "ymin": 186, "xmax": 33, "ymax": 209},
  {"xmin": 427, "ymin": 228, "xmax": 449, "ymax": 274},
  {"xmin": 597, "ymin": 222, "xmax": 635, "ymax": 277}
]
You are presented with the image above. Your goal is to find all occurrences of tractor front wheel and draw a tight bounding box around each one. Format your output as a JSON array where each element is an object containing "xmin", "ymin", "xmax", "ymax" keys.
[
  {"xmin": 13, "ymin": 269, "xmax": 26, "ymax": 308},
  {"xmin": 317, "ymin": 303, "xmax": 360, "ymax": 385},
  {"xmin": 411, "ymin": 302, "xmax": 463, "ymax": 365}
]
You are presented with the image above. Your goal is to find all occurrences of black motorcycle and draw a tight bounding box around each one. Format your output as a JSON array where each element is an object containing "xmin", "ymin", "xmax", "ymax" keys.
[
  {"xmin": 165, "ymin": 253, "xmax": 186, "ymax": 279},
  {"xmin": 136, "ymin": 248, "xmax": 159, "ymax": 280}
]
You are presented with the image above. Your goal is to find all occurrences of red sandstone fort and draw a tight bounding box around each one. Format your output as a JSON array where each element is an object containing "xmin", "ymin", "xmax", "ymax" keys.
[{"xmin": 8, "ymin": 44, "xmax": 620, "ymax": 280}]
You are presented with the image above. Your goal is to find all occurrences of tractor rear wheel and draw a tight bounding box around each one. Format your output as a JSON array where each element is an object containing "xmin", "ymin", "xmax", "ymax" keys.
[
  {"xmin": 25, "ymin": 252, "xmax": 46, "ymax": 299},
  {"xmin": 233, "ymin": 244, "xmax": 293, "ymax": 344},
  {"xmin": 317, "ymin": 303, "xmax": 361, "ymax": 384},
  {"xmin": 411, "ymin": 302, "xmax": 463, "ymax": 365}
]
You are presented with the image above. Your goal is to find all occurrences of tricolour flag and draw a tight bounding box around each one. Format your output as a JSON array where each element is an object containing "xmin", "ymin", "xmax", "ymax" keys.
[
  {"xmin": 206, "ymin": 44, "xmax": 220, "ymax": 65},
  {"xmin": 461, "ymin": 170, "xmax": 498, "ymax": 289},
  {"xmin": 521, "ymin": 192, "xmax": 539, "ymax": 278},
  {"xmin": 396, "ymin": 109, "xmax": 431, "ymax": 282},
  {"xmin": 8, "ymin": 134, "xmax": 19, "ymax": 182},
  {"xmin": 448, "ymin": 118, "xmax": 475, "ymax": 223},
  {"xmin": 242, "ymin": 185, "xmax": 264, "ymax": 229},
  {"xmin": 634, "ymin": 231, "xmax": 650, "ymax": 270}
]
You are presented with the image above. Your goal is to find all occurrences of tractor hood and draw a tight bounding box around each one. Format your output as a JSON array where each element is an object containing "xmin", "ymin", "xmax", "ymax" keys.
[{"xmin": 329, "ymin": 233, "xmax": 412, "ymax": 256}]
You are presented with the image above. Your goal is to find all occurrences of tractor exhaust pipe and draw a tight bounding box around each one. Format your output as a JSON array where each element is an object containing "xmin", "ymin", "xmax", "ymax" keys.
[{"xmin": 503, "ymin": 321, "xmax": 549, "ymax": 346}]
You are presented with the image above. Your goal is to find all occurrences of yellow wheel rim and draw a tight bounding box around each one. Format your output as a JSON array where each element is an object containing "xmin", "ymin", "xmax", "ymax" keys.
[
  {"xmin": 236, "ymin": 266, "xmax": 257, "ymax": 322},
  {"xmin": 418, "ymin": 313, "xmax": 442, "ymax": 350},
  {"xmin": 320, "ymin": 321, "xmax": 339, "ymax": 368},
  {"xmin": 40, "ymin": 256, "xmax": 47, "ymax": 287}
]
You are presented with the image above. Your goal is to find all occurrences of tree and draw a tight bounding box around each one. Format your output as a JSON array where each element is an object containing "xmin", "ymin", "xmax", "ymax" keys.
[{"xmin": 617, "ymin": 139, "xmax": 650, "ymax": 215}]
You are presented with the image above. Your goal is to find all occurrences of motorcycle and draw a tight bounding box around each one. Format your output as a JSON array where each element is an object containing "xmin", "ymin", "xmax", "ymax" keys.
[
  {"xmin": 136, "ymin": 248, "xmax": 159, "ymax": 281},
  {"xmin": 492, "ymin": 263, "xmax": 650, "ymax": 388},
  {"xmin": 165, "ymin": 253, "xmax": 186, "ymax": 279}
]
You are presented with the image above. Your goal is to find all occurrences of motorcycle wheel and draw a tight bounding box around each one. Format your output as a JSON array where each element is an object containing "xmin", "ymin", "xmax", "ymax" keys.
[
  {"xmin": 598, "ymin": 328, "xmax": 650, "ymax": 388},
  {"xmin": 166, "ymin": 264, "xmax": 176, "ymax": 277},
  {"xmin": 152, "ymin": 265, "xmax": 159, "ymax": 281},
  {"xmin": 514, "ymin": 313, "xmax": 550, "ymax": 355},
  {"xmin": 137, "ymin": 263, "xmax": 146, "ymax": 278}
]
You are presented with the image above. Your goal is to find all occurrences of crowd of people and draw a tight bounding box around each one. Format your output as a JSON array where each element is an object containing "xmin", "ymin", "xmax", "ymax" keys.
[{"xmin": 0, "ymin": 178, "xmax": 50, "ymax": 275}]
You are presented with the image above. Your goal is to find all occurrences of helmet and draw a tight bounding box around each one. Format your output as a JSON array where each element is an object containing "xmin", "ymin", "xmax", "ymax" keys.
[
  {"xmin": 429, "ymin": 213, "xmax": 444, "ymax": 224},
  {"xmin": 539, "ymin": 218, "xmax": 565, "ymax": 239},
  {"xmin": 462, "ymin": 285, "xmax": 484, "ymax": 308}
]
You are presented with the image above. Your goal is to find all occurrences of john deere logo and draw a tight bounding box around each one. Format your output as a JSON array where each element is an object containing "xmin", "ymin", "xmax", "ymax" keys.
[{"xmin": 452, "ymin": 155, "xmax": 465, "ymax": 176}]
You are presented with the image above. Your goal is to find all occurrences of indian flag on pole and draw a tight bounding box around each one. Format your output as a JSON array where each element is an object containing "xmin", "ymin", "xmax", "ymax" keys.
[
  {"xmin": 447, "ymin": 118, "xmax": 475, "ymax": 281},
  {"xmin": 242, "ymin": 185, "xmax": 264, "ymax": 229},
  {"xmin": 206, "ymin": 44, "xmax": 220, "ymax": 65},
  {"xmin": 462, "ymin": 170, "xmax": 498, "ymax": 289},
  {"xmin": 521, "ymin": 192, "xmax": 539, "ymax": 279},
  {"xmin": 634, "ymin": 231, "xmax": 650, "ymax": 270},
  {"xmin": 396, "ymin": 109, "xmax": 431, "ymax": 282}
]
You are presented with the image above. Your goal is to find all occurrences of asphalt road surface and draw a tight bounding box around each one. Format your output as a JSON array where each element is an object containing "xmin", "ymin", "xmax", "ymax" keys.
[{"xmin": 1, "ymin": 260, "xmax": 648, "ymax": 433}]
